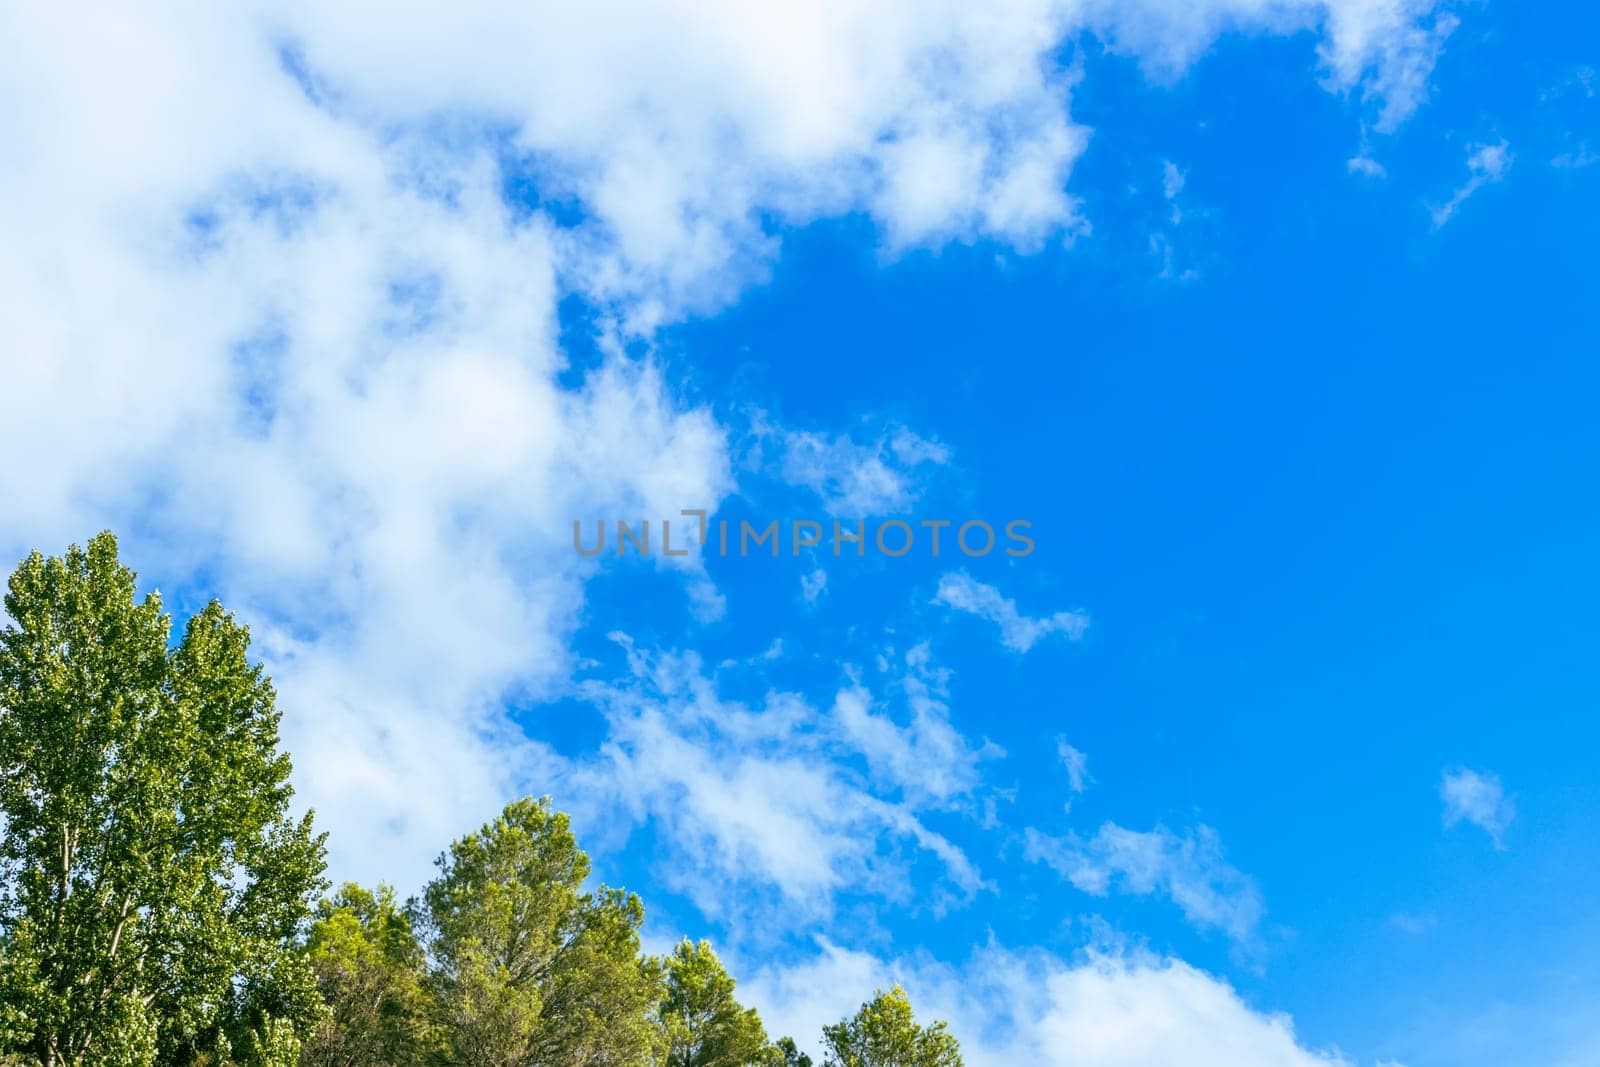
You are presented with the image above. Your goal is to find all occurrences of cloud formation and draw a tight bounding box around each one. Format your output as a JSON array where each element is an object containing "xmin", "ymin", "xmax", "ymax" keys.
[
  {"xmin": 935, "ymin": 573, "xmax": 1090, "ymax": 652},
  {"xmin": 566, "ymin": 639, "xmax": 991, "ymax": 927},
  {"xmin": 1025, "ymin": 822, "xmax": 1265, "ymax": 943},
  {"xmin": 772, "ymin": 425, "xmax": 951, "ymax": 517},
  {"xmin": 1440, "ymin": 767, "xmax": 1514, "ymax": 849},
  {"xmin": 743, "ymin": 939, "xmax": 1350, "ymax": 1066},
  {"xmin": 1059, "ymin": 737, "xmax": 1092, "ymax": 795},
  {"xmin": 1430, "ymin": 140, "xmax": 1513, "ymax": 227},
  {"xmin": 800, "ymin": 569, "xmax": 829, "ymax": 604}
]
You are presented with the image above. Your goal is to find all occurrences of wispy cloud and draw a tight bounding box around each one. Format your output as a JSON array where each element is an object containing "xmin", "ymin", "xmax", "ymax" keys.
[
  {"xmin": 771, "ymin": 424, "xmax": 950, "ymax": 517},
  {"xmin": 799, "ymin": 568, "xmax": 828, "ymax": 604},
  {"xmin": 1150, "ymin": 158, "xmax": 1204, "ymax": 282},
  {"xmin": 1347, "ymin": 152, "xmax": 1387, "ymax": 178},
  {"xmin": 567, "ymin": 638, "xmax": 991, "ymax": 928},
  {"xmin": 833, "ymin": 642, "xmax": 996, "ymax": 808},
  {"xmin": 1440, "ymin": 767, "xmax": 1515, "ymax": 849},
  {"xmin": 1025, "ymin": 823, "xmax": 1265, "ymax": 944},
  {"xmin": 934, "ymin": 573, "xmax": 1088, "ymax": 653},
  {"xmin": 1430, "ymin": 140, "xmax": 1513, "ymax": 227},
  {"xmin": 1390, "ymin": 911, "xmax": 1437, "ymax": 936},
  {"xmin": 1162, "ymin": 160, "xmax": 1187, "ymax": 204},
  {"xmin": 1058, "ymin": 737, "xmax": 1091, "ymax": 795},
  {"xmin": 1552, "ymin": 146, "xmax": 1599, "ymax": 170}
]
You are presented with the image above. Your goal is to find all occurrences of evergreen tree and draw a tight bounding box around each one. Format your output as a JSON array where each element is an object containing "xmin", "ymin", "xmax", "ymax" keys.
[
  {"xmin": 771, "ymin": 1038, "xmax": 814, "ymax": 1067},
  {"xmin": 301, "ymin": 883, "xmax": 439, "ymax": 1066},
  {"xmin": 422, "ymin": 797, "xmax": 660, "ymax": 1066},
  {"xmin": 820, "ymin": 987, "xmax": 961, "ymax": 1067},
  {"xmin": 656, "ymin": 938, "xmax": 771, "ymax": 1067}
]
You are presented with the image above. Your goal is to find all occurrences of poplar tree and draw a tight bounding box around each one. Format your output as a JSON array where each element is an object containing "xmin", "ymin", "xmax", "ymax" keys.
[{"xmin": 0, "ymin": 533, "xmax": 327, "ymax": 1066}]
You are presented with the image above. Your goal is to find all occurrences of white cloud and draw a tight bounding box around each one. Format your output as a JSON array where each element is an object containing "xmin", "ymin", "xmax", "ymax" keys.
[
  {"xmin": 743, "ymin": 940, "xmax": 1352, "ymax": 1066},
  {"xmin": 271, "ymin": 0, "xmax": 1452, "ymax": 307},
  {"xmin": 1552, "ymin": 146, "xmax": 1599, "ymax": 170},
  {"xmin": 1059, "ymin": 737, "xmax": 1092, "ymax": 795},
  {"xmin": 771, "ymin": 423, "xmax": 951, "ymax": 517},
  {"xmin": 1025, "ymin": 822, "xmax": 1265, "ymax": 943},
  {"xmin": 1162, "ymin": 160, "xmax": 1187, "ymax": 202},
  {"xmin": 1150, "ymin": 156, "xmax": 1209, "ymax": 281},
  {"xmin": 1440, "ymin": 767, "xmax": 1514, "ymax": 849},
  {"xmin": 1347, "ymin": 152, "xmax": 1388, "ymax": 178},
  {"xmin": 1085, "ymin": 0, "xmax": 1454, "ymax": 131},
  {"xmin": 1429, "ymin": 140, "xmax": 1513, "ymax": 228},
  {"xmin": 0, "ymin": 15, "xmax": 732, "ymax": 881},
  {"xmin": 935, "ymin": 572, "xmax": 1089, "ymax": 652},
  {"xmin": 275, "ymin": 0, "xmax": 1097, "ymax": 305},
  {"xmin": 565, "ymin": 640, "xmax": 990, "ymax": 925},
  {"xmin": 832, "ymin": 642, "xmax": 996, "ymax": 807},
  {"xmin": 800, "ymin": 568, "xmax": 829, "ymax": 604}
]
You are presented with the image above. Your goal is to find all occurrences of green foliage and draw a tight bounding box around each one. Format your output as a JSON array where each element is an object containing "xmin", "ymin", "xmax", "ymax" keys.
[
  {"xmin": 0, "ymin": 533, "xmax": 970, "ymax": 1067},
  {"xmin": 771, "ymin": 1038, "xmax": 814, "ymax": 1067},
  {"xmin": 0, "ymin": 533, "xmax": 328, "ymax": 1067},
  {"xmin": 234, "ymin": 1015, "xmax": 301, "ymax": 1067},
  {"xmin": 820, "ymin": 987, "xmax": 962, "ymax": 1067},
  {"xmin": 301, "ymin": 884, "xmax": 438, "ymax": 1067},
  {"xmin": 656, "ymin": 938, "xmax": 771, "ymax": 1067},
  {"xmin": 422, "ymin": 796, "xmax": 662, "ymax": 1066}
]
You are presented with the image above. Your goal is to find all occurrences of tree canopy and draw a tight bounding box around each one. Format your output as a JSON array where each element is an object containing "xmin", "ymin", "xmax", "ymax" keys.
[
  {"xmin": 0, "ymin": 533, "xmax": 327, "ymax": 1066},
  {"xmin": 657, "ymin": 939, "xmax": 772, "ymax": 1067},
  {"xmin": 821, "ymin": 987, "xmax": 963, "ymax": 1067},
  {"xmin": 301, "ymin": 884, "xmax": 438, "ymax": 1067},
  {"xmin": 421, "ymin": 796, "xmax": 663, "ymax": 1066}
]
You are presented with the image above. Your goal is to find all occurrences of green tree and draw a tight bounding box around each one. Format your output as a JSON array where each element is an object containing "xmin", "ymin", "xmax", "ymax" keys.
[
  {"xmin": 301, "ymin": 883, "xmax": 438, "ymax": 1067},
  {"xmin": 0, "ymin": 533, "xmax": 327, "ymax": 1067},
  {"xmin": 656, "ymin": 939, "xmax": 771, "ymax": 1067},
  {"xmin": 820, "ymin": 987, "xmax": 961, "ymax": 1067},
  {"xmin": 771, "ymin": 1038, "xmax": 813, "ymax": 1067},
  {"xmin": 233, "ymin": 1014, "xmax": 302, "ymax": 1067},
  {"xmin": 422, "ymin": 796, "xmax": 660, "ymax": 1066}
]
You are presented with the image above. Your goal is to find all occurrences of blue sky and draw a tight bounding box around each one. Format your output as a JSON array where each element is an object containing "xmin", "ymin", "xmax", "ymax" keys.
[
  {"xmin": 573, "ymin": 10, "xmax": 1600, "ymax": 1062},
  {"xmin": 3, "ymin": 2, "xmax": 1598, "ymax": 1064}
]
